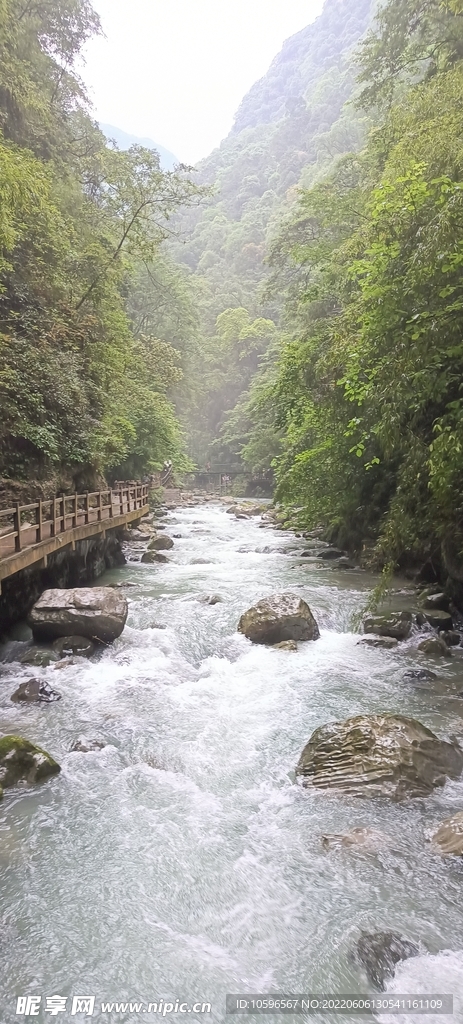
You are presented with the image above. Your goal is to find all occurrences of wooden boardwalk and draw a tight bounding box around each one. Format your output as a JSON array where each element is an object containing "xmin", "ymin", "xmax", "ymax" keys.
[{"xmin": 0, "ymin": 485, "xmax": 149, "ymax": 588}]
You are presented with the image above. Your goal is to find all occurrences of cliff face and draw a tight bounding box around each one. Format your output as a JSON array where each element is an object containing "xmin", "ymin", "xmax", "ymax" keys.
[{"xmin": 175, "ymin": 0, "xmax": 376, "ymax": 301}]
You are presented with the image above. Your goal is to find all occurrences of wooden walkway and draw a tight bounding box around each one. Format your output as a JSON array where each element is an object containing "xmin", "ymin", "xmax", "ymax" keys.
[{"xmin": 0, "ymin": 485, "xmax": 149, "ymax": 588}]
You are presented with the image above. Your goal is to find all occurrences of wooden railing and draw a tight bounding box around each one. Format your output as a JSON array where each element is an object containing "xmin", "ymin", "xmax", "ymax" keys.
[{"xmin": 0, "ymin": 484, "xmax": 149, "ymax": 556}]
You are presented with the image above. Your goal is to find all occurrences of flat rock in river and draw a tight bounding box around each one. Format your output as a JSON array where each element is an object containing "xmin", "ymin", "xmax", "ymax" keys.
[
  {"xmin": 29, "ymin": 588, "xmax": 128, "ymax": 644},
  {"xmin": 238, "ymin": 593, "xmax": 320, "ymax": 645},
  {"xmin": 363, "ymin": 611, "xmax": 412, "ymax": 641},
  {"xmin": 295, "ymin": 713, "xmax": 463, "ymax": 800},
  {"xmin": 359, "ymin": 636, "xmax": 399, "ymax": 649}
]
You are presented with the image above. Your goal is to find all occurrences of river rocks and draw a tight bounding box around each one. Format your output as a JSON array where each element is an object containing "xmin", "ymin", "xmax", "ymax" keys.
[
  {"xmin": 190, "ymin": 558, "xmax": 212, "ymax": 564},
  {"xmin": 337, "ymin": 556, "xmax": 357, "ymax": 569},
  {"xmin": 52, "ymin": 636, "xmax": 94, "ymax": 659},
  {"xmin": 431, "ymin": 811, "xmax": 463, "ymax": 856},
  {"xmin": 417, "ymin": 636, "xmax": 449, "ymax": 656},
  {"xmin": 29, "ymin": 588, "xmax": 128, "ymax": 645},
  {"xmin": 321, "ymin": 827, "xmax": 391, "ymax": 852},
  {"xmin": 70, "ymin": 737, "xmax": 106, "ymax": 753},
  {"xmin": 197, "ymin": 594, "xmax": 223, "ymax": 605},
  {"xmin": 424, "ymin": 609, "xmax": 453, "ymax": 630},
  {"xmin": 11, "ymin": 679, "xmax": 62, "ymax": 703},
  {"xmin": 0, "ymin": 736, "xmax": 61, "ymax": 789},
  {"xmin": 238, "ymin": 593, "xmax": 320, "ymax": 646},
  {"xmin": 403, "ymin": 668, "xmax": 437, "ymax": 681},
  {"xmin": 273, "ymin": 640, "xmax": 298, "ymax": 651},
  {"xmin": 360, "ymin": 636, "xmax": 399, "ymax": 649},
  {"xmin": 422, "ymin": 593, "xmax": 450, "ymax": 611},
  {"xmin": 19, "ymin": 646, "xmax": 59, "ymax": 668},
  {"xmin": 319, "ymin": 547, "xmax": 346, "ymax": 560},
  {"xmin": 148, "ymin": 535, "xmax": 174, "ymax": 551},
  {"xmin": 363, "ymin": 611, "xmax": 412, "ymax": 641},
  {"xmin": 295, "ymin": 713, "xmax": 463, "ymax": 800},
  {"xmin": 353, "ymin": 932, "xmax": 420, "ymax": 989},
  {"xmin": 141, "ymin": 551, "xmax": 170, "ymax": 564},
  {"xmin": 441, "ymin": 630, "xmax": 461, "ymax": 647}
]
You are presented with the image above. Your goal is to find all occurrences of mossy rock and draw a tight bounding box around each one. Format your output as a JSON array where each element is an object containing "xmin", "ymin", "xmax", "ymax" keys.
[
  {"xmin": 363, "ymin": 611, "xmax": 412, "ymax": 641},
  {"xmin": 20, "ymin": 646, "xmax": 59, "ymax": 668},
  {"xmin": 0, "ymin": 736, "xmax": 61, "ymax": 788}
]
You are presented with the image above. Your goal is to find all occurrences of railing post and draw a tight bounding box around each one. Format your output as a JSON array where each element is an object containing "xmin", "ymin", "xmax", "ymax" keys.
[
  {"xmin": 110, "ymin": 490, "xmax": 114, "ymax": 518},
  {"xmin": 97, "ymin": 491, "xmax": 102, "ymax": 522},
  {"xmin": 36, "ymin": 500, "xmax": 43, "ymax": 543},
  {"xmin": 14, "ymin": 502, "xmax": 21, "ymax": 552},
  {"xmin": 61, "ymin": 496, "xmax": 65, "ymax": 532},
  {"xmin": 84, "ymin": 492, "xmax": 89, "ymax": 525},
  {"xmin": 73, "ymin": 493, "xmax": 78, "ymax": 529},
  {"xmin": 51, "ymin": 497, "xmax": 57, "ymax": 537},
  {"xmin": 120, "ymin": 489, "xmax": 123, "ymax": 516}
]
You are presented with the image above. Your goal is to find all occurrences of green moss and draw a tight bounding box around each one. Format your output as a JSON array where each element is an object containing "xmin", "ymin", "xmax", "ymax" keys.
[{"xmin": 0, "ymin": 736, "xmax": 61, "ymax": 788}]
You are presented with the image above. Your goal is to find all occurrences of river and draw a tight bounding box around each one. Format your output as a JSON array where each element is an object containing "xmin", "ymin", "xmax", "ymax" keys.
[{"xmin": 1, "ymin": 501, "xmax": 463, "ymax": 1024}]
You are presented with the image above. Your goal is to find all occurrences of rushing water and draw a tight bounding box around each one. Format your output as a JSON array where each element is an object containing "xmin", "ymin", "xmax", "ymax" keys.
[{"xmin": 1, "ymin": 502, "xmax": 463, "ymax": 1024}]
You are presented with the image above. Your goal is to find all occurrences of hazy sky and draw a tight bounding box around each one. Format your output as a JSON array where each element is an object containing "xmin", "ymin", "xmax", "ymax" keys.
[{"xmin": 82, "ymin": 1, "xmax": 324, "ymax": 164}]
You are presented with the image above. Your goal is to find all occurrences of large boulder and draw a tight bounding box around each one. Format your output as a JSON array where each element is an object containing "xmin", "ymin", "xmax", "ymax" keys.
[
  {"xmin": 0, "ymin": 736, "xmax": 61, "ymax": 791},
  {"xmin": 363, "ymin": 611, "xmax": 412, "ymax": 641},
  {"xmin": 29, "ymin": 588, "xmax": 128, "ymax": 645},
  {"xmin": 238, "ymin": 593, "xmax": 320, "ymax": 645},
  {"xmin": 431, "ymin": 811, "xmax": 463, "ymax": 856},
  {"xmin": 148, "ymin": 535, "xmax": 174, "ymax": 551},
  {"xmin": 296, "ymin": 713, "xmax": 463, "ymax": 800}
]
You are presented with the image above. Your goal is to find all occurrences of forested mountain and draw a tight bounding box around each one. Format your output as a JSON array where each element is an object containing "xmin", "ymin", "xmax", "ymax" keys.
[
  {"xmin": 241, "ymin": 0, "xmax": 463, "ymax": 575},
  {"xmin": 100, "ymin": 124, "xmax": 179, "ymax": 171},
  {"xmin": 0, "ymin": 0, "xmax": 203, "ymax": 500},
  {"xmin": 171, "ymin": 0, "xmax": 375, "ymax": 466}
]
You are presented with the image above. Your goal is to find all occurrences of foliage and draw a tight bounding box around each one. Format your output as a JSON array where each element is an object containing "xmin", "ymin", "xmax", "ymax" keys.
[
  {"xmin": 0, "ymin": 0, "xmax": 205, "ymax": 485},
  {"xmin": 258, "ymin": 1, "xmax": 463, "ymax": 565}
]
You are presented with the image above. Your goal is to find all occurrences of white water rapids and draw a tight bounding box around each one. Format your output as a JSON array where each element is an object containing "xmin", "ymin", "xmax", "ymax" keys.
[{"xmin": 1, "ymin": 503, "xmax": 463, "ymax": 1024}]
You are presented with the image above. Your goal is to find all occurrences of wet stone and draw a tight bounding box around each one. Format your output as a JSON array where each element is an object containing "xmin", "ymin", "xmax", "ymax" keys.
[
  {"xmin": 70, "ymin": 737, "xmax": 106, "ymax": 753},
  {"xmin": 52, "ymin": 636, "xmax": 94, "ymax": 659},
  {"xmin": 431, "ymin": 811, "xmax": 463, "ymax": 856},
  {"xmin": 417, "ymin": 636, "xmax": 450, "ymax": 657},
  {"xmin": 19, "ymin": 646, "xmax": 59, "ymax": 668},
  {"xmin": 360, "ymin": 636, "xmax": 399, "ymax": 649},
  {"xmin": 296, "ymin": 713, "xmax": 463, "ymax": 800},
  {"xmin": 11, "ymin": 679, "xmax": 62, "ymax": 704},
  {"xmin": 353, "ymin": 932, "xmax": 420, "ymax": 990},
  {"xmin": 363, "ymin": 611, "xmax": 412, "ymax": 641}
]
